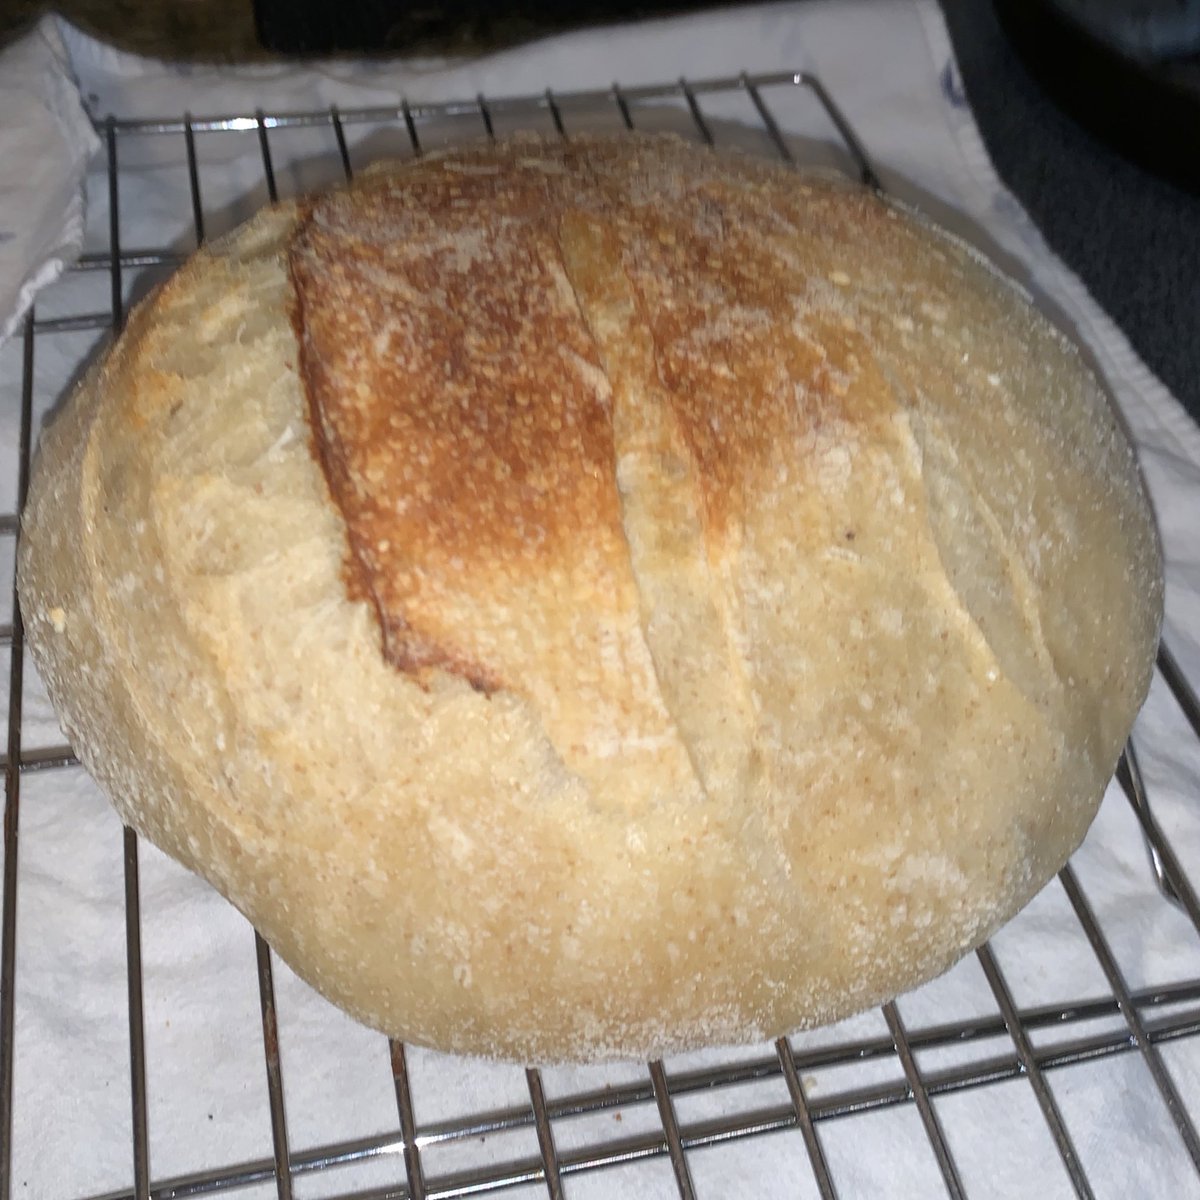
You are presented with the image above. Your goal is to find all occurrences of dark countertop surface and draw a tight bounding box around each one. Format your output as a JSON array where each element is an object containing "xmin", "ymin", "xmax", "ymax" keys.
[{"xmin": 941, "ymin": 0, "xmax": 1200, "ymax": 426}]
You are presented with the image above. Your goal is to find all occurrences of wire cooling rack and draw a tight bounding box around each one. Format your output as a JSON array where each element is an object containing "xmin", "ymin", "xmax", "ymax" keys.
[{"xmin": 2, "ymin": 67, "xmax": 1200, "ymax": 1200}]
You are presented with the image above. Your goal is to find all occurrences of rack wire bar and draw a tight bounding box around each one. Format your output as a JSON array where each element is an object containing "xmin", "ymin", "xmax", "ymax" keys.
[
  {"xmin": 377, "ymin": 985, "xmax": 1200, "ymax": 1143},
  {"xmin": 389, "ymin": 1041, "xmax": 427, "ymax": 1200},
  {"xmin": 882, "ymin": 1002, "xmax": 966, "ymax": 1199},
  {"xmin": 30, "ymin": 312, "xmax": 115, "ymax": 335},
  {"xmin": 254, "ymin": 935, "xmax": 294, "ymax": 1200},
  {"xmin": 91, "ymin": 71, "xmax": 825, "ymax": 136},
  {"xmin": 256, "ymin": 111, "xmax": 278, "ymax": 206},
  {"xmin": 0, "ymin": 314, "xmax": 34, "ymax": 1200},
  {"xmin": 648, "ymin": 1060, "xmax": 697, "ymax": 1200},
  {"xmin": 240, "ymin": 109, "xmax": 297, "ymax": 1200},
  {"xmin": 6, "ymin": 745, "xmax": 78, "ymax": 772},
  {"xmin": 105, "ymin": 114, "xmax": 153, "ymax": 1200},
  {"xmin": 743, "ymin": 73, "xmax": 793, "ymax": 163},
  {"xmin": 611, "ymin": 83, "xmax": 635, "ymax": 131},
  {"xmin": 774, "ymin": 1037, "xmax": 837, "ymax": 1199},
  {"xmin": 525, "ymin": 1068, "xmax": 565, "ymax": 1200},
  {"xmin": 476, "ymin": 94, "xmax": 496, "ymax": 140},
  {"xmin": 184, "ymin": 115, "xmax": 206, "ymax": 246},
  {"xmin": 3, "ymin": 66, "xmax": 1199, "ymax": 1200},
  {"xmin": 678, "ymin": 78, "xmax": 714, "ymax": 145},
  {"xmin": 402, "ymin": 99, "xmax": 422, "ymax": 157},
  {"xmin": 123, "ymin": 830, "xmax": 152, "ymax": 1200},
  {"xmin": 332, "ymin": 107, "xmax": 354, "ymax": 180},
  {"xmin": 106, "ymin": 120, "xmax": 125, "ymax": 328},
  {"xmin": 75, "ymin": 251, "xmax": 187, "ymax": 271},
  {"xmin": 544, "ymin": 90, "xmax": 566, "ymax": 139}
]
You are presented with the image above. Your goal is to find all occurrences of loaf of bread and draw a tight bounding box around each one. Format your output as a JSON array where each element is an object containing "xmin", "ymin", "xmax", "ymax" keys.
[{"xmin": 18, "ymin": 133, "xmax": 1162, "ymax": 1062}]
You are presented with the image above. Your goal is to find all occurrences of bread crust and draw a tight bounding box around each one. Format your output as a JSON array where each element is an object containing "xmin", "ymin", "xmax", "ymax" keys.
[{"xmin": 18, "ymin": 134, "xmax": 1162, "ymax": 1062}]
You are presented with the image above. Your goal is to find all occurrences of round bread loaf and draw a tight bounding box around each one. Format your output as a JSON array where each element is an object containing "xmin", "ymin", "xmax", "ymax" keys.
[{"xmin": 18, "ymin": 133, "xmax": 1162, "ymax": 1062}]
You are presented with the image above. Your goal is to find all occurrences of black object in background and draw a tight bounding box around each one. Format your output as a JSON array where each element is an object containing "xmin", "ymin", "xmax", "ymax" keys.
[
  {"xmin": 253, "ymin": 0, "xmax": 724, "ymax": 54},
  {"xmin": 993, "ymin": 0, "xmax": 1200, "ymax": 195}
]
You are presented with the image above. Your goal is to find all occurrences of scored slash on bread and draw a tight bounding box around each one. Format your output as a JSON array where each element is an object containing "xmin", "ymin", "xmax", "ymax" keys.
[{"xmin": 18, "ymin": 134, "xmax": 1162, "ymax": 1062}]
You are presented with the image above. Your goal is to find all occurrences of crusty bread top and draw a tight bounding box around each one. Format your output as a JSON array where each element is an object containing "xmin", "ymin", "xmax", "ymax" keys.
[{"xmin": 18, "ymin": 134, "xmax": 1163, "ymax": 1062}]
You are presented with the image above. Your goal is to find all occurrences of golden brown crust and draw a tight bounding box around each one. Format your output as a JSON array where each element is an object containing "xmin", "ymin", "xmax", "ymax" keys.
[
  {"xmin": 289, "ymin": 156, "xmax": 624, "ymax": 694},
  {"xmin": 17, "ymin": 134, "xmax": 1163, "ymax": 1063}
]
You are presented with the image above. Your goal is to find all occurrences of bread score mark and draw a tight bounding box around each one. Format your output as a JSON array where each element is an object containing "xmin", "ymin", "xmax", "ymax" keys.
[
  {"xmin": 287, "ymin": 222, "xmax": 503, "ymax": 696},
  {"xmin": 556, "ymin": 206, "xmax": 761, "ymax": 807}
]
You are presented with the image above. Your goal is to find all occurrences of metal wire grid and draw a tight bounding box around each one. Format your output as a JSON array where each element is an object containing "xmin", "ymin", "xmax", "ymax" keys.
[{"xmin": 0, "ymin": 67, "xmax": 1198, "ymax": 1200}]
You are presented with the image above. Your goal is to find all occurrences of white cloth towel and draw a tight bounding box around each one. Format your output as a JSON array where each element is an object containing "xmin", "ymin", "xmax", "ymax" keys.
[{"xmin": 0, "ymin": 17, "xmax": 97, "ymax": 342}]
